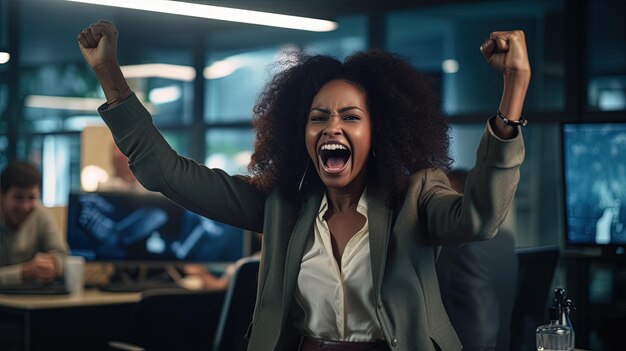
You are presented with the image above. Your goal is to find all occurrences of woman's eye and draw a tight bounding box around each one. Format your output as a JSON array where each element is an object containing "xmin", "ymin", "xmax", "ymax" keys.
[
  {"xmin": 344, "ymin": 115, "xmax": 360, "ymax": 121},
  {"xmin": 310, "ymin": 115, "xmax": 326, "ymax": 122}
]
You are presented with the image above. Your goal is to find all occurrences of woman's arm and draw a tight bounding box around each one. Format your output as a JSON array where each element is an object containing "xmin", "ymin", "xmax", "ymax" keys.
[
  {"xmin": 480, "ymin": 30, "xmax": 531, "ymax": 139},
  {"xmin": 421, "ymin": 30, "xmax": 529, "ymax": 246},
  {"xmin": 77, "ymin": 21, "xmax": 266, "ymax": 232},
  {"xmin": 77, "ymin": 20, "xmax": 131, "ymax": 108},
  {"xmin": 420, "ymin": 126, "xmax": 524, "ymax": 246}
]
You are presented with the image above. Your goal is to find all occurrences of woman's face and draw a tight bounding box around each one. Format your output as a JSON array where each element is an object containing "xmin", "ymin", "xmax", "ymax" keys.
[{"xmin": 305, "ymin": 79, "xmax": 372, "ymax": 191}]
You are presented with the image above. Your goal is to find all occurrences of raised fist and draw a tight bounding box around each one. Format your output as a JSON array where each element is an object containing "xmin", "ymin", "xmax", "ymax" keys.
[
  {"xmin": 480, "ymin": 30, "xmax": 531, "ymax": 76},
  {"xmin": 77, "ymin": 20, "xmax": 119, "ymax": 70}
]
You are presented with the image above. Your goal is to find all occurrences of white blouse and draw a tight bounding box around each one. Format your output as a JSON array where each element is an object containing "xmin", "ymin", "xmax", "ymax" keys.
[{"xmin": 295, "ymin": 190, "xmax": 384, "ymax": 341}]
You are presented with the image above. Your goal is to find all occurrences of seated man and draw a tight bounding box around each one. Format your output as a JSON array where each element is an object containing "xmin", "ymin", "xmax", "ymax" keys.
[
  {"xmin": 0, "ymin": 161, "xmax": 68, "ymax": 284},
  {"xmin": 436, "ymin": 169, "xmax": 518, "ymax": 351}
]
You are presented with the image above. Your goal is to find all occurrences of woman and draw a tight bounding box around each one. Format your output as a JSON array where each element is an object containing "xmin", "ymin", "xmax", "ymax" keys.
[{"xmin": 78, "ymin": 20, "xmax": 528, "ymax": 351}]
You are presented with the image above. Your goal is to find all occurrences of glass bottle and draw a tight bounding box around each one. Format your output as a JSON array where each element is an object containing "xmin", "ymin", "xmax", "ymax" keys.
[
  {"xmin": 536, "ymin": 307, "xmax": 571, "ymax": 351},
  {"xmin": 553, "ymin": 288, "xmax": 575, "ymax": 350},
  {"xmin": 559, "ymin": 298, "xmax": 575, "ymax": 350}
]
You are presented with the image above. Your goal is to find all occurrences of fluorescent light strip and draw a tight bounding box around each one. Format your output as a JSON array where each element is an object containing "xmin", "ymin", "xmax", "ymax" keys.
[
  {"xmin": 122, "ymin": 63, "xmax": 196, "ymax": 81},
  {"xmin": 25, "ymin": 95, "xmax": 106, "ymax": 111},
  {"xmin": 203, "ymin": 58, "xmax": 246, "ymax": 79},
  {"xmin": 66, "ymin": 0, "xmax": 337, "ymax": 32},
  {"xmin": 120, "ymin": 60, "xmax": 245, "ymax": 81},
  {"xmin": 25, "ymin": 95, "xmax": 155, "ymax": 112}
]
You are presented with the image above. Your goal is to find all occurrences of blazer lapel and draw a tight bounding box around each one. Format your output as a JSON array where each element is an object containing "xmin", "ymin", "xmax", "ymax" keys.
[
  {"xmin": 367, "ymin": 187, "xmax": 392, "ymax": 299},
  {"xmin": 281, "ymin": 189, "xmax": 323, "ymax": 322},
  {"xmin": 279, "ymin": 188, "xmax": 391, "ymax": 319}
]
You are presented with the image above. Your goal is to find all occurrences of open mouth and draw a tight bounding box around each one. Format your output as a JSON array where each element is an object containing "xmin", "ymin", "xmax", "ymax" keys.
[{"xmin": 318, "ymin": 143, "xmax": 351, "ymax": 173}]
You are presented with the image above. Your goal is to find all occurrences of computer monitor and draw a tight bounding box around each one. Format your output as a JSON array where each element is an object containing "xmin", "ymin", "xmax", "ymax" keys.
[
  {"xmin": 562, "ymin": 122, "xmax": 626, "ymax": 254},
  {"xmin": 67, "ymin": 192, "xmax": 247, "ymax": 263}
]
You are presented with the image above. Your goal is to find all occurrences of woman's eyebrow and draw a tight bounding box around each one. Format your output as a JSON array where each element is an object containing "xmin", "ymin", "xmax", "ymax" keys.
[
  {"xmin": 309, "ymin": 106, "xmax": 363, "ymax": 114},
  {"xmin": 309, "ymin": 107, "xmax": 330, "ymax": 114}
]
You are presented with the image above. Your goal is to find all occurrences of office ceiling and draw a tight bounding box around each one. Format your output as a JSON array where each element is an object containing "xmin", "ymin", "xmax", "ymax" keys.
[{"xmin": 8, "ymin": 0, "xmax": 463, "ymax": 66}]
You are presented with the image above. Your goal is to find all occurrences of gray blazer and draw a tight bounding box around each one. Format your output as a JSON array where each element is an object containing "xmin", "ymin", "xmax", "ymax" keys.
[{"xmin": 100, "ymin": 94, "xmax": 525, "ymax": 351}]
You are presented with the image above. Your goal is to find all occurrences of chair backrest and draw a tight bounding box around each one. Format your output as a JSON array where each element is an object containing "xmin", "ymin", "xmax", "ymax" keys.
[
  {"xmin": 436, "ymin": 228, "xmax": 518, "ymax": 351},
  {"xmin": 509, "ymin": 245, "xmax": 560, "ymax": 351},
  {"xmin": 212, "ymin": 257, "xmax": 260, "ymax": 351},
  {"xmin": 128, "ymin": 288, "xmax": 225, "ymax": 351}
]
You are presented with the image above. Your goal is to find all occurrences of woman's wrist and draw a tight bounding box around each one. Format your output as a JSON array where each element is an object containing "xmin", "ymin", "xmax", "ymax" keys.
[
  {"xmin": 493, "ymin": 71, "xmax": 530, "ymax": 139},
  {"xmin": 499, "ymin": 71, "xmax": 529, "ymax": 118},
  {"xmin": 93, "ymin": 61, "xmax": 131, "ymax": 107},
  {"xmin": 503, "ymin": 70, "xmax": 530, "ymax": 90}
]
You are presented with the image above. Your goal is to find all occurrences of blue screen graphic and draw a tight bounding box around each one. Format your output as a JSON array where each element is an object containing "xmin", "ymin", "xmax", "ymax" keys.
[
  {"xmin": 563, "ymin": 123, "xmax": 626, "ymax": 246},
  {"xmin": 67, "ymin": 192, "xmax": 245, "ymax": 262}
]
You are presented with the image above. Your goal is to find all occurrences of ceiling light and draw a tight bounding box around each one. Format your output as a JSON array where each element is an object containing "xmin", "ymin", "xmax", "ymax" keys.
[
  {"xmin": 25, "ymin": 95, "xmax": 155, "ymax": 113},
  {"xmin": 65, "ymin": 0, "xmax": 337, "ymax": 32},
  {"xmin": 119, "ymin": 59, "xmax": 248, "ymax": 81},
  {"xmin": 121, "ymin": 63, "xmax": 196, "ymax": 81},
  {"xmin": 0, "ymin": 52, "xmax": 10, "ymax": 64},
  {"xmin": 204, "ymin": 59, "xmax": 246, "ymax": 79},
  {"xmin": 25, "ymin": 95, "xmax": 107, "ymax": 111},
  {"xmin": 442, "ymin": 59, "xmax": 459, "ymax": 74},
  {"xmin": 149, "ymin": 85, "xmax": 182, "ymax": 104}
]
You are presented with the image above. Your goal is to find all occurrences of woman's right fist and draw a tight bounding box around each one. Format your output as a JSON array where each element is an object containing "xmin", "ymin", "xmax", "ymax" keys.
[{"xmin": 77, "ymin": 20, "xmax": 119, "ymax": 70}]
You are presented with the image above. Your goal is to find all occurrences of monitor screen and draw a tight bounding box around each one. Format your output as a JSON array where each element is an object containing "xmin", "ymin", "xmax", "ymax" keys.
[
  {"xmin": 562, "ymin": 123, "xmax": 626, "ymax": 247},
  {"xmin": 67, "ymin": 192, "xmax": 246, "ymax": 263}
]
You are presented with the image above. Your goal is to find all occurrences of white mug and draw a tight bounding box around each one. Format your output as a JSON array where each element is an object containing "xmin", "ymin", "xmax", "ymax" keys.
[{"xmin": 64, "ymin": 256, "xmax": 85, "ymax": 295}]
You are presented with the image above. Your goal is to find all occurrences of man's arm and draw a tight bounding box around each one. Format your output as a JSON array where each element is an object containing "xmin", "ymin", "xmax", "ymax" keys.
[{"xmin": 0, "ymin": 265, "xmax": 23, "ymax": 284}]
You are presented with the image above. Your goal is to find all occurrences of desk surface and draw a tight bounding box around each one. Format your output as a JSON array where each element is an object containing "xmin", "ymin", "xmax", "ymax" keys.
[{"xmin": 0, "ymin": 289, "xmax": 141, "ymax": 310}]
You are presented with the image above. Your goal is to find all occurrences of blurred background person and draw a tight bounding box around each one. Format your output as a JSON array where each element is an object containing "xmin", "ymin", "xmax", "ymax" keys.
[
  {"xmin": 436, "ymin": 168, "xmax": 518, "ymax": 351},
  {"xmin": 0, "ymin": 161, "xmax": 68, "ymax": 284},
  {"xmin": 97, "ymin": 142, "xmax": 147, "ymax": 193}
]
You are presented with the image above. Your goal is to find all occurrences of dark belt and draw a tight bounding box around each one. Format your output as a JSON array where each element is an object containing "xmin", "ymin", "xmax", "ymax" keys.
[{"xmin": 299, "ymin": 336, "xmax": 391, "ymax": 351}]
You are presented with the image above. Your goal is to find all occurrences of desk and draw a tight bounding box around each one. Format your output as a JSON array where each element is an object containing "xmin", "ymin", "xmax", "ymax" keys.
[{"xmin": 0, "ymin": 290, "xmax": 141, "ymax": 351}]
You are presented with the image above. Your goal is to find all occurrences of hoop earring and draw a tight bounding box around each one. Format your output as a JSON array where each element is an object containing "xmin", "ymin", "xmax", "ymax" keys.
[{"xmin": 298, "ymin": 159, "xmax": 310, "ymax": 192}]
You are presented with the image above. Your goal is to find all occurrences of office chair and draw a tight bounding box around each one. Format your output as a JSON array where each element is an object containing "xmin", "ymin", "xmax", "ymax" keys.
[
  {"xmin": 436, "ymin": 228, "xmax": 518, "ymax": 351},
  {"xmin": 509, "ymin": 246, "xmax": 560, "ymax": 351},
  {"xmin": 212, "ymin": 257, "xmax": 260, "ymax": 351},
  {"xmin": 108, "ymin": 288, "xmax": 226, "ymax": 351}
]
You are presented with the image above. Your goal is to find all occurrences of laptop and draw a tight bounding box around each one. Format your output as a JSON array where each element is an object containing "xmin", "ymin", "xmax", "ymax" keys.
[{"xmin": 0, "ymin": 280, "xmax": 69, "ymax": 295}]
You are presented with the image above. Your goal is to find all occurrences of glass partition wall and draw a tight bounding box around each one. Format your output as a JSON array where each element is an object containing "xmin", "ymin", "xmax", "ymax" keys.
[
  {"xmin": 5, "ymin": 0, "xmax": 366, "ymax": 206},
  {"xmin": 587, "ymin": 0, "xmax": 626, "ymax": 112},
  {"xmin": 1, "ymin": 0, "xmax": 622, "ymax": 248},
  {"xmin": 386, "ymin": 0, "xmax": 566, "ymax": 247}
]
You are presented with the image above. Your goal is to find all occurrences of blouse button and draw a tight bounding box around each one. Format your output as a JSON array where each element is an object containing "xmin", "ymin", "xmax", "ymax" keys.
[
  {"xmin": 391, "ymin": 338, "xmax": 398, "ymax": 346},
  {"xmin": 377, "ymin": 301, "xmax": 383, "ymax": 309}
]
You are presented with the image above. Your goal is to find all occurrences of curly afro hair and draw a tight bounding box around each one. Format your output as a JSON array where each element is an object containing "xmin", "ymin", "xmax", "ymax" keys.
[{"xmin": 249, "ymin": 49, "xmax": 452, "ymax": 209}]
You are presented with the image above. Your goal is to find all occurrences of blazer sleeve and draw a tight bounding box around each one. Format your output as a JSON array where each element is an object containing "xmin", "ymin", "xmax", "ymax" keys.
[
  {"xmin": 419, "ymin": 118, "xmax": 525, "ymax": 246},
  {"xmin": 99, "ymin": 94, "xmax": 266, "ymax": 233}
]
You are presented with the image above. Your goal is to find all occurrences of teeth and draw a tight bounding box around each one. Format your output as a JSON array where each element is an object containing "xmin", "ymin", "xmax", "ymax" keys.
[{"xmin": 320, "ymin": 144, "xmax": 347, "ymax": 151}]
